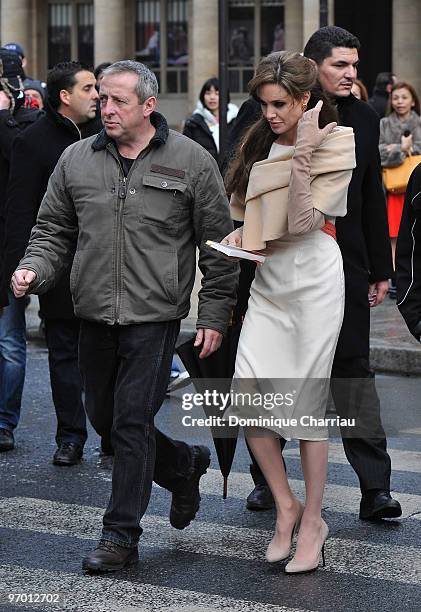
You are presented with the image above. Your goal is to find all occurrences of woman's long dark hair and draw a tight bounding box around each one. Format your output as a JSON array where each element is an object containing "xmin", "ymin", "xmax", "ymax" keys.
[{"xmin": 225, "ymin": 51, "xmax": 338, "ymax": 199}]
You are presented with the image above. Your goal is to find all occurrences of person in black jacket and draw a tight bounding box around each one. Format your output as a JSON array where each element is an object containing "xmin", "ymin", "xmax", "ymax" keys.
[
  {"xmin": 1, "ymin": 61, "xmax": 102, "ymax": 463},
  {"xmin": 243, "ymin": 27, "xmax": 402, "ymax": 521},
  {"xmin": 368, "ymin": 72, "xmax": 396, "ymax": 119},
  {"xmin": 183, "ymin": 77, "xmax": 238, "ymax": 168},
  {"xmin": 0, "ymin": 49, "xmax": 42, "ymax": 453},
  {"xmin": 396, "ymin": 163, "xmax": 421, "ymax": 339}
]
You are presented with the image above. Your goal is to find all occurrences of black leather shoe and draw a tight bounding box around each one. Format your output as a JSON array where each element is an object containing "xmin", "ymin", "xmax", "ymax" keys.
[
  {"xmin": 170, "ymin": 445, "xmax": 211, "ymax": 529},
  {"xmin": 246, "ymin": 484, "xmax": 275, "ymax": 511},
  {"xmin": 0, "ymin": 428, "xmax": 14, "ymax": 452},
  {"xmin": 360, "ymin": 490, "xmax": 402, "ymax": 520},
  {"xmin": 53, "ymin": 442, "xmax": 83, "ymax": 466},
  {"xmin": 82, "ymin": 541, "xmax": 139, "ymax": 572}
]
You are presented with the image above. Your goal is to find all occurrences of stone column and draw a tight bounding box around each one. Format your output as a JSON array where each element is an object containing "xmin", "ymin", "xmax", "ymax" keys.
[
  {"xmin": 188, "ymin": 0, "xmax": 218, "ymax": 111},
  {"xmin": 0, "ymin": 0, "xmax": 33, "ymax": 74},
  {"xmin": 328, "ymin": 0, "xmax": 335, "ymax": 25},
  {"xmin": 392, "ymin": 0, "xmax": 421, "ymax": 96},
  {"xmin": 284, "ymin": 0, "xmax": 303, "ymax": 52},
  {"xmin": 302, "ymin": 0, "xmax": 320, "ymax": 47},
  {"xmin": 94, "ymin": 0, "xmax": 126, "ymax": 65}
]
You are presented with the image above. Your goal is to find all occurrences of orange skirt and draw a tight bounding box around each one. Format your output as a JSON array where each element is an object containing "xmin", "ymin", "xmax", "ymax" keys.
[{"xmin": 387, "ymin": 193, "xmax": 405, "ymax": 238}]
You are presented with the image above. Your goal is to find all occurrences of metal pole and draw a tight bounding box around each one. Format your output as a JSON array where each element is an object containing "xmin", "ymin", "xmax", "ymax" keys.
[
  {"xmin": 218, "ymin": 0, "xmax": 228, "ymax": 165},
  {"xmin": 319, "ymin": 0, "xmax": 328, "ymax": 27}
]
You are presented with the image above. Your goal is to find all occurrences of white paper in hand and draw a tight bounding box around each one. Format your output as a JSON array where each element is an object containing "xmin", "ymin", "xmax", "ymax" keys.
[{"xmin": 206, "ymin": 240, "xmax": 265, "ymax": 264}]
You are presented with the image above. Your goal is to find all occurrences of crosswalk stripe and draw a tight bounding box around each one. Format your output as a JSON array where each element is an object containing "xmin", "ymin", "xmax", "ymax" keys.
[
  {"xmin": 69, "ymin": 464, "xmax": 421, "ymax": 519},
  {"xmin": 0, "ymin": 565, "xmax": 306, "ymax": 612},
  {"xmin": 1, "ymin": 497, "xmax": 420, "ymax": 585},
  {"xmin": 199, "ymin": 469, "xmax": 421, "ymax": 521},
  {"xmin": 282, "ymin": 442, "xmax": 421, "ymax": 474}
]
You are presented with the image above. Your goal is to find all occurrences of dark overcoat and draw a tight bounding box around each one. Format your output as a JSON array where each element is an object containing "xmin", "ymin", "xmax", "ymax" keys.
[
  {"xmin": 1, "ymin": 102, "xmax": 101, "ymax": 317},
  {"xmin": 183, "ymin": 113, "xmax": 237, "ymax": 170},
  {"xmin": 396, "ymin": 163, "xmax": 421, "ymax": 339},
  {"xmin": 334, "ymin": 94, "xmax": 393, "ymax": 362},
  {"xmin": 0, "ymin": 106, "xmax": 42, "ymax": 306}
]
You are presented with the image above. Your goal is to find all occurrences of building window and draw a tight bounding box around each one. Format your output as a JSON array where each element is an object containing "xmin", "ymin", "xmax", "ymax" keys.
[
  {"xmin": 228, "ymin": 0, "xmax": 284, "ymax": 93},
  {"xmin": 48, "ymin": 4, "xmax": 72, "ymax": 68},
  {"xmin": 77, "ymin": 4, "xmax": 94, "ymax": 67},
  {"xmin": 135, "ymin": 0, "xmax": 188, "ymax": 94},
  {"xmin": 48, "ymin": 1, "xmax": 94, "ymax": 69}
]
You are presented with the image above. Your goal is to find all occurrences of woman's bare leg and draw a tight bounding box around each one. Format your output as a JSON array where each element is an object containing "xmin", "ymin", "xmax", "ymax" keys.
[
  {"xmin": 246, "ymin": 428, "xmax": 302, "ymax": 556},
  {"xmin": 293, "ymin": 439, "xmax": 328, "ymax": 561}
]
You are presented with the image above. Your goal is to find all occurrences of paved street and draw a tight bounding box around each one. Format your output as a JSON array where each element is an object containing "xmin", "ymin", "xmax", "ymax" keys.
[{"xmin": 1, "ymin": 340, "xmax": 421, "ymax": 612}]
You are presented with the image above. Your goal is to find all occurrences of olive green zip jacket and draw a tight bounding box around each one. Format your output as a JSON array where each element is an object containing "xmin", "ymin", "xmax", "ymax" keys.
[{"xmin": 18, "ymin": 113, "xmax": 238, "ymax": 334}]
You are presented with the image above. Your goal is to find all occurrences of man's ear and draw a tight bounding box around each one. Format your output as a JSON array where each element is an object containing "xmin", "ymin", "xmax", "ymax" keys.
[
  {"xmin": 59, "ymin": 88, "xmax": 71, "ymax": 107},
  {"xmin": 143, "ymin": 96, "xmax": 157, "ymax": 117}
]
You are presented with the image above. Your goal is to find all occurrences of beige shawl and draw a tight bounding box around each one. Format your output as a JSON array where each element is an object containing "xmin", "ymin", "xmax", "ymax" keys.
[{"xmin": 230, "ymin": 126, "xmax": 356, "ymax": 250}]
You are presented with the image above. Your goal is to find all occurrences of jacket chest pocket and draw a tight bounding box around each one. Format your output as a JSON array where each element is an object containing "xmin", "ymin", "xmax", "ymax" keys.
[{"xmin": 140, "ymin": 174, "xmax": 188, "ymax": 234}]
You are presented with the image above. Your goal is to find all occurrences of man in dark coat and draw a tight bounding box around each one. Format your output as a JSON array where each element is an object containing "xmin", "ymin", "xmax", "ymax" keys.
[
  {"xmin": 243, "ymin": 27, "xmax": 402, "ymax": 520},
  {"xmin": 1, "ymin": 61, "xmax": 101, "ymax": 463},
  {"xmin": 368, "ymin": 72, "xmax": 395, "ymax": 119},
  {"xmin": 0, "ymin": 49, "xmax": 42, "ymax": 453},
  {"xmin": 396, "ymin": 163, "xmax": 421, "ymax": 339},
  {"xmin": 306, "ymin": 27, "xmax": 400, "ymax": 519}
]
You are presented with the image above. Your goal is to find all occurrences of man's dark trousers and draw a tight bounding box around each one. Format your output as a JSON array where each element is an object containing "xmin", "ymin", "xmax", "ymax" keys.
[
  {"xmin": 44, "ymin": 318, "xmax": 87, "ymax": 448},
  {"xmin": 79, "ymin": 319, "xmax": 192, "ymax": 547},
  {"xmin": 330, "ymin": 357, "xmax": 391, "ymax": 492}
]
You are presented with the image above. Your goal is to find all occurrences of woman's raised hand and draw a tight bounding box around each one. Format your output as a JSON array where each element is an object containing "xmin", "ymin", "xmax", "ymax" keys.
[
  {"xmin": 295, "ymin": 100, "xmax": 337, "ymax": 153},
  {"xmin": 221, "ymin": 226, "xmax": 243, "ymax": 247}
]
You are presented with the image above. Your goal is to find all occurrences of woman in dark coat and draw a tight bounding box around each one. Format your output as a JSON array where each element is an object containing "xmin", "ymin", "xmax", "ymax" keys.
[
  {"xmin": 396, "ymin": 162, "xmax": 421, "ymax": 339},
  {"xmin": 183, "ymin": 77, "xmax": 238, "ymax": 168}
]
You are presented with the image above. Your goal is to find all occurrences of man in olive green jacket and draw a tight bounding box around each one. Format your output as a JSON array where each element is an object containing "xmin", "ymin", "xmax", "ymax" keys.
[{"xmin": 12, "ymin": 61, "xmax": 238, "ymax": 572}]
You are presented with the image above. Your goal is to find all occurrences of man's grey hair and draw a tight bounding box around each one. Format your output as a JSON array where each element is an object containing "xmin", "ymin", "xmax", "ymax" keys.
[{"xmin": 102, "ymin": 60, "xmax": 158, "ymax": 102}]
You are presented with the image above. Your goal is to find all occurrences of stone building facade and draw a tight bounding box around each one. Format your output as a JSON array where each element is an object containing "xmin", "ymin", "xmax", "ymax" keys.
[{"xmin": 1, "ymin": 0, "xmax": 420, "ymax": 128}]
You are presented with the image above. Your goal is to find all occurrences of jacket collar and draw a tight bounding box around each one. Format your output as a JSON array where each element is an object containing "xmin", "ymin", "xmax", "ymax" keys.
[
  {"xmin": 45, "ymin": 100, "xmax": 100, "ymax": 140},
  {"xmin": 13, "ymin": 106, "xmax": 43, "ymax": 125},
  {"xmin": 387, "ymin": 109, "xmax": 420, "ymax": 132},
  {"xmin": 91, "ymin": 111, "xmax": 169, "ymax": 151},
  {"xmin": 335, "ymin": 92, "xmax": 358, "ymax": 112}
]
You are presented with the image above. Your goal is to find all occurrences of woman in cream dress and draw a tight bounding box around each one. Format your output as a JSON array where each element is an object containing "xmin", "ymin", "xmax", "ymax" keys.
[{"xmin": 223, "ymin": 51, "xmax": 355, "ymax": 574}]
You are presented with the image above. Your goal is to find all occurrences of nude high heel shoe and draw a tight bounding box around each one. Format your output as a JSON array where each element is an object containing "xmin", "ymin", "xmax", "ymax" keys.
[
  {"xmin": 265, "ymin": 502, "xmax": 304, "ymax": 563},
  {"xmin": 284, "ymin": 518, "xmax": 329, "ymax": 574}
]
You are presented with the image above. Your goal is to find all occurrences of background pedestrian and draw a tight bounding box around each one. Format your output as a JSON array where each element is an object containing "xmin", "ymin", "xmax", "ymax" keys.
[
  {"xmin": 183, "ymin": 77, "xmax": 238, "ymax": 168},
  {"xmin": 351, "ymin": 78, "xmax": 368, "ymax": 101},
  {"xmin": 0, "ymin": 49, "xmax": 42, "ymax": 453},
  {"xmin": 379, "ymin": 80, "xmax": 421, "ymax": 294}
]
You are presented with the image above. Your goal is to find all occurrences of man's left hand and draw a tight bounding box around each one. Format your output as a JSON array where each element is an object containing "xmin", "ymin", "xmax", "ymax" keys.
[
  {"xmin": 368, "ymin": 280, "xmax": 389, "ymax": 307},
  {"xmin": 194, "ymin": 328, "xmax": 223, "ymax": 359}
]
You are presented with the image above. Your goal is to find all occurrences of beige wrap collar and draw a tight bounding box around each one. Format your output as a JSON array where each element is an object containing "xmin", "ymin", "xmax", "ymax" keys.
[{"xmin": 230, "ymin": 126, "xmax": 356, "ymax": 250}]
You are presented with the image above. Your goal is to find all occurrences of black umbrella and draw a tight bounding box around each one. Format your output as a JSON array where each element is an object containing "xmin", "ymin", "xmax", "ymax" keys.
[{"xmin": 176, "ymin": 322, "xmax": 242, "ymax": 498}]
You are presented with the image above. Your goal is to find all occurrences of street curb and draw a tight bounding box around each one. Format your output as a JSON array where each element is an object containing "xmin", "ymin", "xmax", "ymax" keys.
[
  {"xmin": 370, "ymin": 343, "xmax": 421, "ymax": 376},
  {"xmin": 27, "ymin": 324, "xmax": 421, "ymax": 377}
]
